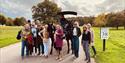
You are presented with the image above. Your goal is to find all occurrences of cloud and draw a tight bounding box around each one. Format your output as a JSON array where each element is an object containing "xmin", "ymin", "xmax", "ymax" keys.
[
  {"xmin": 95, "ymin": 0, "xmax": 125, "ymax": 14},
  {"xmin": 0, "ymin": 0, "xmax": 42, "ymax": 20},
  {"xmin": 0, "ymin": 0, "xmax": 125, "ymax": 19}
]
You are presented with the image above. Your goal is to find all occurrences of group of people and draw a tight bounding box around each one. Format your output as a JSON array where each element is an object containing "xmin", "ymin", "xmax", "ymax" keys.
[{"xmin": 17, "ymin": 20, "xmax": 96, "ymax": 63}]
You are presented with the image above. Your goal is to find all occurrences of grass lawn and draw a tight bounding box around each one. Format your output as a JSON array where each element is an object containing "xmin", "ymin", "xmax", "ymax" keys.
[
  {"xmin": 0, "ymin": 26, "xmax": 125, "ymax": 63},
  {"xmin": 91, "ymin": 27, "xmax": 125, "ymax": 63},
  {"xmin": 0, "ymin": 26, "xmax": 22, "ymax": 48}
]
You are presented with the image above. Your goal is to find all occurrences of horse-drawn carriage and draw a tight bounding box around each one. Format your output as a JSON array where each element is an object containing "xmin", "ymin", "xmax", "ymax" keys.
[{"xmin": 57, "ymin": 11, "xmax": 77, "ymax": 54}]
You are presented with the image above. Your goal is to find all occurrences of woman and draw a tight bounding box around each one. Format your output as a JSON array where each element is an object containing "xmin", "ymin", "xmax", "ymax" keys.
[
  {"xmin": 31, "ymin": 22, "xmax": 38, "ymax": 55},
  {"xmin": 87, "ymin": 23, "xmax": 96, "ymax": 57},
  {"xmin": 71, "ymin": 21, "xmax": 81, "ymax": 58},
  {"xmin": 81, "ymin": 24, "xmax": 91, "ymax": 63},
  {"xmin": 21, "ymin": 24, "xmax": 30, "ymax": 57},
  {"xmin": 41, "ymin": 24, "xmax": 50, "ymax": 58},
  {"xmin": 54, "ymin": 24, "xmax": 64, "ymax": 60}
]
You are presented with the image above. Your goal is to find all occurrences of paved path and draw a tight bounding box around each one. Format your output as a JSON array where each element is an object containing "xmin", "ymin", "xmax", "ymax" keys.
[{"xmin": 0, "ymin": 40, "xmax": 96, "ymax": 63}]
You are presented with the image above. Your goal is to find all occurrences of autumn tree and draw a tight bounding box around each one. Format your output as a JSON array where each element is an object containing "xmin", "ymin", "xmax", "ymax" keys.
[{"xmin": 94, "ymin": 13, "xmax": 107, "ymax": 27}]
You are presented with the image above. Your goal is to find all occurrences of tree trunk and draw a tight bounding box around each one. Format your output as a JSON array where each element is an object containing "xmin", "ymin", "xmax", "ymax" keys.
[{"xmin": 116, "ymin": 26, "xmax": 118, "ymax": 30}]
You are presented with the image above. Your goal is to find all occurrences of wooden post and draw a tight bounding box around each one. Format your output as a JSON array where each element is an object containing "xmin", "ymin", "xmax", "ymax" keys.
[{"xmin": 103, "ymin": 39, "xmax": 106, "ymax": 51}]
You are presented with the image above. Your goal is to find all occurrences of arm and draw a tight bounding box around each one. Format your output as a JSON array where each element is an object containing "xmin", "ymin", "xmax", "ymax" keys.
[
  {"xmin": 81, "ymin": 33, "xmax": 83, "ymax": 45},
  {"xmin": 78, "ymin": 28, "xmax": 81, "ymax": 37},
  {"xmin": 91, "ymin": 30, "xmax": 94, "ymax": 43},
  {"xmin": 88, "ymin": 31, "xmax": 91, "ymax": 44}
]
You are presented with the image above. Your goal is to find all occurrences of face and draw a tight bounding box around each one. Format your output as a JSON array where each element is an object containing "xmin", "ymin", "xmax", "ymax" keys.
[
  {"xmin": 56, "ymin": 25, "xmax": 60, "ymax": 30},
  {"xmin": 74, "ymin": 23, "xmax": 77, "ymax": 27},
  {"xmin": 24, "ymin": 24, "xmax": 30, "ymax": 30},
  {"xmin": 83, "ymin": 27, "xmax": 87, "ymax": 31},
  {"xmin": 45, "ymin": 25, "xmax": 48, "ymax": 29},
  {"xmin": 87, "ymin": 25, "xmax": 91, "ymax": 29}
]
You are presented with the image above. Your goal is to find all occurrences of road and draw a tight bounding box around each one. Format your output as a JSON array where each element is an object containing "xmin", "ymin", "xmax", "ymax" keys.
[{"xmin": 0, "ymin": 39, "xmax": 96, "ymax": 63}]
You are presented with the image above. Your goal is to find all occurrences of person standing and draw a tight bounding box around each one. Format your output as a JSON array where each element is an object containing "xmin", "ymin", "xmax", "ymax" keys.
[
  {"xmin": 21, "ymin": 24, "xmax": 30, "ymax": 57},
  {"xmin": 87, "ymin": 23, "xmax": 97, "ymax": 57},
  {"xmin": 54, "ymin": 24, "xmax": 64, "ymax": 60},
  {"xmin": 31, "ymin": 22, "xmax": 38, "ymax": 55},
  {"xmin": 71, "ymin": 21, "xmax": 81, "ymax": 58},
  {"xmin": 41, "ymin": 25, "xmax": 50, "ymax": 58},
  {"xmin": 48, "ymin": 23, "xmax": 56, "ymax": 55},
  {"xmin": 37, "ymin": 23, "xmax": 44, "ymax": 55},
  {"xmin": 81, "ymin": 24, "xmax": 91, "ymax": 63}
]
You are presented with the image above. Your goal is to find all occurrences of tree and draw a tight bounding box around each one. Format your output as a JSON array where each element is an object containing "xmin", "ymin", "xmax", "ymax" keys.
[
  {"xmin": 6, "ymin": 17, "xmax": 14, "ymax": 26},
  {"xmin": 106, "ymin": 12, "xmax": 124, "ymax": 30},
  {"xmin": 83, "ymin": 16, "xmax": 95, "ymax": 25},
  {"xmin": 0, "ymin": 14, "xmax": 6, "ymax": 25},
  {"xmin": 32, "ymin": 0, "xmax": 61, "ymax": 24},
  {"xmin": 94, "ymin": 13, "xmax": 107, "ymax": 27},
  {"xmin": 13, "ymin": 17, "xmax": 26, "ymax": 26}
]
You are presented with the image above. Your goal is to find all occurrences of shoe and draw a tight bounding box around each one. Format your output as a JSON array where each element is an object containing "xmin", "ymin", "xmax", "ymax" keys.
[
  {"xmin": 93, "ymin": 54, "xmax": 96, "ymax": 58},
  {"xmin": 45, "ymin": 55, "xmax": 48, "ymax": 58},
  {"xmin": 84, "ymin": 58, "xmax": 88, "ymax": 61},
  {"xmin": 87, "ymin": 61, "xmax": 91, "ymax": 63},
  {"xmin": 59, "ymin": 58, "xmax": 63, "ymax": 61},
  {"xmin": 37, "ymin": 53, "xmax": 40, "ymax": 55},
  {"xmin": 87, "ymin": 60, "xmax": 91, "ymax": 63},
  {"xmin": 50, "ymin": 52, "xmax": 52, "ymax": 55},
  {"xmin": 56, "ymin": 57, "xmax": 59, "ymax": 60}
]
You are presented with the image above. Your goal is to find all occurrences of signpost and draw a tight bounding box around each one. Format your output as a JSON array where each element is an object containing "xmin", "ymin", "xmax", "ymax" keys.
[{"xmin": 100, "ymin": 27, "xmax": 109, "ymax": 51}]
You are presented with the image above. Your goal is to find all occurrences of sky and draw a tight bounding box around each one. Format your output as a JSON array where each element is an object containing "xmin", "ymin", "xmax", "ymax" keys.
[{"xmin": 0, "ymin": 0, "xmax": 125, "ymax": 20}]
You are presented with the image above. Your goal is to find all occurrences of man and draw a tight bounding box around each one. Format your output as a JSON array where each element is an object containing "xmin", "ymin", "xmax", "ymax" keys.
[
  {"xmin": 87, "ymin": 23, "xmax": 97, "ymax": 57},
  {"xmin": 48, "ymin": 23, "xmax": 56, "ymax": 55},
  {"xmin": 71, "ymin": 21, "xmax": 81, "ymax": 58}
]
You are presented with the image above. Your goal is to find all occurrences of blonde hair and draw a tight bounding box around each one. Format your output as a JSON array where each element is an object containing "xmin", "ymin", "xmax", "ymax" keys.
[
  {"xmin": 83, "ymin": 24, "xmax": 88, "ymax": 29},
  {"xmin": 87, "ymin": 23, "xmax": 92, "ymax": 28}
]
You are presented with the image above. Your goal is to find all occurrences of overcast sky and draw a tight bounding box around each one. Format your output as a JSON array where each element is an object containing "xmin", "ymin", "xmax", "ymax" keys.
[{"xmin": 0, "ymin": 0, "xmax": 125, "ymax": 20}]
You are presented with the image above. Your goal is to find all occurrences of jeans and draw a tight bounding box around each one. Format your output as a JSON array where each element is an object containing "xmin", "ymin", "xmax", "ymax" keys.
[
  {"xmin": 43, "ymin": 39, "xmax": 50, "ymax": 56},
  {"xmin": 21, "ymin": 40, "xmax": 29, "ymax": 56},
  {"xmin": 82, "ymin": 40, "xmax": 90, "ymax": 61},
  {"xmin": 72, "ymin": 36, "xmax": 79, "ymax": 57}
]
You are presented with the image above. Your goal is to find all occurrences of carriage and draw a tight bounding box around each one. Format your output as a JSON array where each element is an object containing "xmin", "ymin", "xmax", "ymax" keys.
[{"xmin": 57, "ymin": 11, "xmax": 77, "ymax": 54}]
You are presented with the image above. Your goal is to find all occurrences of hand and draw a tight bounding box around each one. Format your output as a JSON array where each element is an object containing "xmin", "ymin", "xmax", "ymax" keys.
[
  {"xmin": 81, "ymin": 41, "xmax": 83, "ymax": 46},
  {"xmin": 91, "ymin": 42, "xmax": 94, "ymax": 46}
]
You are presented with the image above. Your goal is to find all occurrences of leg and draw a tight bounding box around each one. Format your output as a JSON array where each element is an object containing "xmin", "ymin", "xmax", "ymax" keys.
[
  {"xmin": 33, "ymin": 37, "xmax": 37, "ymax": 53},
  {"xmin": 26, "ymin": 41, "xmax": 29, "ymax": 56},
  {"xmin": 66, "ymin": 39, "xmax": 70, "ymax": 54},
  {"xmin": 83, "ymin": 44, "xmax": 87, "ymax": 60},
  {"xmin": 71, "ymin": 37, "xmax": 75, "ymax": 54},
  {"xmin": 50, "ymin": 35, "xmax": 54, "ymax": 55},
  {"xmin": 21, "ymin": 40, "xmax": 25, "ymax": 57},
  {"xmin": 74, "ymin": 37, "xmax": 79, "ymax": 58},
  {"xmin": 85, "ymin": 42, "xmax": 91, "ymax": 62},
  {"xmin": 41, "ymin": 42, "xmax": 44, "ymax": 54},
  {"xmin": 44, "ymin": 42, "xmax": 48, "ymax": 57},
  {"xmin": 92, "ymin": 46, "xmax": 96, "ymax": 56},
  {"xmin": 38, "ymin": 43, "xmax": 41, "ymax": 55}
]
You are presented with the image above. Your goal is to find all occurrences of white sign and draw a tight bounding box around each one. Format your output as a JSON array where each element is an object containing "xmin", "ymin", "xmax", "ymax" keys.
[{"xmin": 100, "ymin": 27, "xmax": 109, "ymax": 39}]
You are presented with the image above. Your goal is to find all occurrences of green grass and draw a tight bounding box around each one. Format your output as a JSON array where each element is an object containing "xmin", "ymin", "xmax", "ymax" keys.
[
  {"xmin": 0, "ymin": 26, "xmax": 125, "ymax": 63},
  {"xmin": 91, "ymin": 27, "xmax": 125, "ymax": 63},
  {"xmin": 0, "ymin": 26, "xmax": 22, "ymax": 48}
]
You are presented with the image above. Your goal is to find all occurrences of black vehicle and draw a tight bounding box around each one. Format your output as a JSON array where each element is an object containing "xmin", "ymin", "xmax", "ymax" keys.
[{"xmin": 57, "ymin": 11, "xmax": 77, "ymax": 54}]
